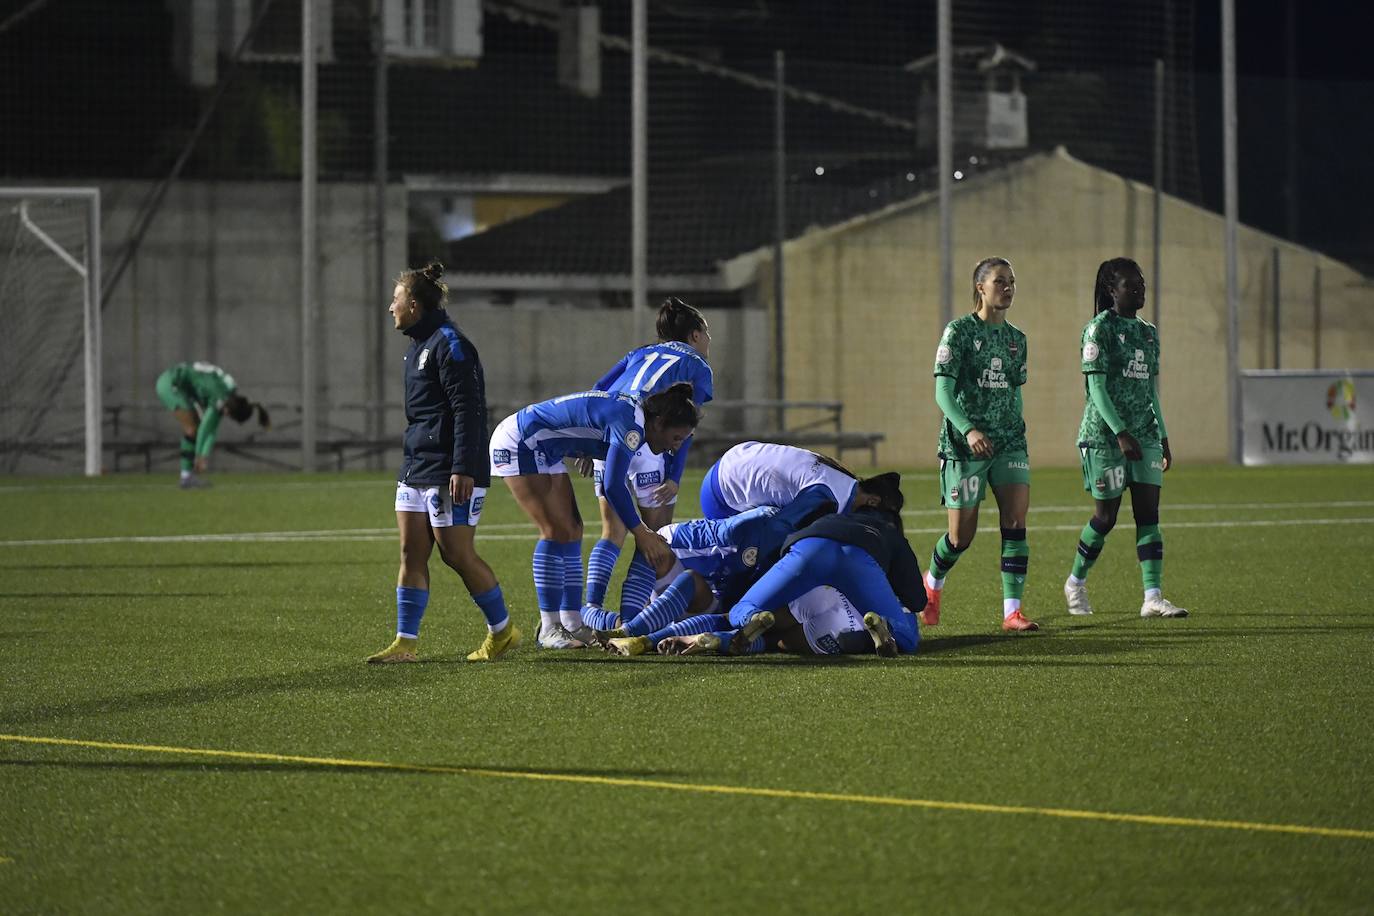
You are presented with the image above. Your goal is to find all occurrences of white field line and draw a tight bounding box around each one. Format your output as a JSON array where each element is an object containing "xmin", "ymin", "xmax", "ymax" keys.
[{"xmin": 1, "ymin": 515, "xmax": 1372, "ymax": 548}]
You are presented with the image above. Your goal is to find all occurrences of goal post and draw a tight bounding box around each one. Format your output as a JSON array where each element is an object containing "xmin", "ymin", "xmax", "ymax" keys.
[{"xmin": 0, "ymin": 187, "xmax": 102, "ymax": 476}]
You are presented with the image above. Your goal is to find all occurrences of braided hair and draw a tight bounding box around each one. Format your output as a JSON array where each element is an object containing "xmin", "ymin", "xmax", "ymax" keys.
[{"xmin": 1093, "ymin": 257, "xmax": 1144, "ymax": 315}]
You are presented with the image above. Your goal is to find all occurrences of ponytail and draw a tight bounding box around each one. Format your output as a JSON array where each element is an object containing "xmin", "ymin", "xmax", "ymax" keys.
[
  {"xmin": 642, "ymin": 381, "xmax": 701, "ymax": 430},
  {"xmin": 397, "ymin": 260, "xmax": 448, "ymax": 311},
  {"xmin": 224, "ymin": 394, "xmax": 270, "ymax": 429},
  {"xmin": 655, "ymin": 296, "xmax": 707, "ymax": 343}
]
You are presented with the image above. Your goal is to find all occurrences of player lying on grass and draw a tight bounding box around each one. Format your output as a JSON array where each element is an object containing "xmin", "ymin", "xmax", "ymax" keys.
[
  {"xmin": 1064, "ymin": 257, "xmax": 1188, "ymax": 620},
  {"xmin": 489, "ymin": 383, "xmax": 701, "ymax": 649},
  {"xmin": 154, "ymin": 361, "xmax": 269, "ymax": 489},
  {"xmin": 579, "ymin": 296, "xmax": 714, "ymax": 632},
  {"xmin": 699, "ymin": 440, "xmax": 901, "ymax": 521},
  {"xmin": 596, "ymin": 483, "xmax": 842, "ymax": 644},
  {"xmin": 652, "ymin": 586, "xmax": 900, "ymax": 657},
  {"xmin": 368, "ymin": 261, "xmax": 518, "ymax": 665},
  {"xmin": 607, "ymin": 486, "xmax": 920, "ymax": 658}
]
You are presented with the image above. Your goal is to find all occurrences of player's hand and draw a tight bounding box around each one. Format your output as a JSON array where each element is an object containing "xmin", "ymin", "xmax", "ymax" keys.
[
  {"xmin": 632, "ymin": 525, "xmax": 674, "ymax": 575},
  {"xmin": 649, "ymin": 478, "xmax": 679, "ymax": 507},
  {"xmin": 965, "ymin": 429, "xmax": 994, "ymax": 459},
  {"xmin": 573, "ymin": 457, "xmax": 595, "ymax": 478},
  {"xmin": 1161, "ymin": 438, "xmax": 1173, "ymax": 472},
  {"xmin": 194, "ymin": 456, "xmax": 209, "ymax": 473},
  {"xmin": 450, "ymin": 473, "xmax": 474, "ymax": 505},
  {"xmin": 1116, "ymin": 431, "xmax": 1143, "ymax": 461}
]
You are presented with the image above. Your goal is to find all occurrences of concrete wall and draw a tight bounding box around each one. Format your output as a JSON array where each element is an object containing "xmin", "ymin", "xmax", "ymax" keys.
[
  {"xmin": 6, "ymin": 178, "xmax": 767, "ymax": 473},
  {"xmin": 742, "ymin": 148, "xmax": 1374, "ymax": 469}
]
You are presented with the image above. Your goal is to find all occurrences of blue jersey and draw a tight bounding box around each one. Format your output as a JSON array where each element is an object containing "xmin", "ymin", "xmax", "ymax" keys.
[
  {"xmin": 594, "ymin": 341, "xmax": 713, "ymax": 483},
  {"xmin": 665, "ymin": 484, "xmax": 838, "ymax": 595},
  {"xmin": 515, "ymin": 390, "xmax": 647, "ymax": 528}
]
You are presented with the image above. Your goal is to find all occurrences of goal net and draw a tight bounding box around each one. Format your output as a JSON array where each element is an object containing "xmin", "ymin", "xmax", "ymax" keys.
[{"xmin": 0, "ymin": 188, "xmax": 102, "ymax": 476}]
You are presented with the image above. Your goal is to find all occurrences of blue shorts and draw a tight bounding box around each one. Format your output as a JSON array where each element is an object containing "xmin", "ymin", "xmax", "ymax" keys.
[{"xmin": 700, "ymin": 461, "xmax": 737, "ymax": 520}]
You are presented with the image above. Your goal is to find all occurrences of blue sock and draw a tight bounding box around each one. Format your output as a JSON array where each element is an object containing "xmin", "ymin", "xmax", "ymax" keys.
[
  {"xmin": 624, "ymin": 571, "xmax": 694, "ymax": 636},
  {"xmin": 649, "ymin": 613, "xmax": 729, "ymax": 644},
  {"xmin": 619, "ymin": 551, "xmax": 656, "ymax": 620},
  {"xmin": 558, "ymin": 540, "xmax": 584, "ymax": 629},
  {"xmin": 532, "ymin": 540, "xmax": 563, "ymax": 618},
  {"xmin": 471, "ymin": 585, "xmax": 509, "ymax": 633},
  {"xmin": 583, "ymin": 607, "xmax": 621, "ymax": 629},
  {"xmin": 396, "ymin": 586, "xmax": 429, "ymax": 639},
  {"xmin": 584, "ymin": 539, "xmax": 621, "ymax": 608}
]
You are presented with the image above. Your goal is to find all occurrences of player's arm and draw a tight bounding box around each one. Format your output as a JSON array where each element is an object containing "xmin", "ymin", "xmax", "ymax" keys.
[
  {"xmin": 1086, "ymin": 374, "xmax": 1140, "ymax": 459},
  {"xmin": 775, "ymin": 484, "xmax": 838, "ymax": 531},
  {"xmin": 436, "ymin": 336, "xmax": 484, "ymax": 503},
  {"xmin": 194, "ymin": 407, "xmax": 223, "ymax": 465},
  {"xmin": 1151, "ymin": 376, "xmax": 1172, "ymax": 471},
  {"xmin": 593, "ymin": 352, "xmax": 632, "ymax": 392},
  {"xmin": 935, "ymin": 375, "xmax": 990, "ymax": 459}
]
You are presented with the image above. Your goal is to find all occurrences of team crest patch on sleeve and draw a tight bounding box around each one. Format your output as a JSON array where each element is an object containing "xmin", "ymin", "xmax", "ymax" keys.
[
  {"xmin": 624, "ymin": 429, "xmax": 642, "ymax": 450},
  {"xmin": 936, "ymin": 344, "xmax": 952, "ymax": 364},
  {"xmin": 741, "ymin": 546, "xmax": 759, "ymax": 568},
  {"xmin": 1082, "ymin": 342, "xmax": 1100, "ymax": 361},
  {"xmin": 492, "ymin": 448, "xmax": 512, "ymax": 466}
]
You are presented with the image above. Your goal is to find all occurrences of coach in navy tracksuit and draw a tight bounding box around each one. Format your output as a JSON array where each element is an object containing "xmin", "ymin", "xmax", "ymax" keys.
[
  {"xmin": 367, "ymin": 261, "xmax": 520, "ymax": 665},
  {"xmin": 727, "ymin": 503, "xmax": 926, "ymax": 655}
]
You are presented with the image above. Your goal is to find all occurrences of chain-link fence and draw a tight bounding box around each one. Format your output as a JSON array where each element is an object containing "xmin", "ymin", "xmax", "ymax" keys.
[{"xmin": 1, "ymin": 0, "xmax": 1370, "ymax": 473}]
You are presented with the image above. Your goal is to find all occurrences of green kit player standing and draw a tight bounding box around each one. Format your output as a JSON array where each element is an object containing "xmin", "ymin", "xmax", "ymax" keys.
[
  {"xmin": 1064, "ymin": 257, "xmax": 1188, "ymax": 619},
  {"xmin": 154, "ymin": 362, "xmax": 269, "ymax": 488},
  {"xmin": 924, "ymin": 257, "xmax": 1038, "ymax": 632}
]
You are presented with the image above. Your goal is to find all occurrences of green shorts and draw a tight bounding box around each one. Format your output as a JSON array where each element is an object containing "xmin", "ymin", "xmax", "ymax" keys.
[
  {"xmin": 155, "ymin": 370, "xmax": 194, "ymax": 412},
  {"xmin": 1079, "ymin": 443, "xmax": 1165, "ymax": 499},
  {"xmin": 939, "ymin": 449, "xmax": 1031, "ymax": 508}
]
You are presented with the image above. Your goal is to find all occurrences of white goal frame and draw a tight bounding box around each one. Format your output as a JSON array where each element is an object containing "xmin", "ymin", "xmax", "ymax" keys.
[{"xmin": 0, "ymin": 187, "xmax": 102, "ymax": 476}]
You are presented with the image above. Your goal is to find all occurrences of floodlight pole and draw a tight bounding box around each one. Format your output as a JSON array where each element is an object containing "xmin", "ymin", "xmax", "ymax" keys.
[
  {"xmin": 773, "ymin": 50, "xmax": 786, "ymax": 406},
  {"xmin": 1153, "ymin": 59, "xmax": 1164, "ymax": 334},
  {"xmin": 1222, "ymin": 0, "xmax": 1240, "ymax": 464},
  {"xmin": 302, "ymin": 0, "xmax": 319, "ymax": 472},
  {"xmin": 937, "ymin": 0, "xmax": 952, "ymax": 326},
  {"xmin": 630, "ymin": 0, "xmax": 648, "ymax": 343}
]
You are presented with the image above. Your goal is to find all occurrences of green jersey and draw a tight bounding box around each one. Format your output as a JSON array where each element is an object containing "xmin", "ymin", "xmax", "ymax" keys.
[
  {"xmin": 167, "ymin": 362, "xmax": 237, "ymax": 457},
  {"xmin": 933, "ymin": 312, "xmax": 1028, "ymax": 459},
  {"xmin": 1077, "ymin": 311, "xmax": 1161, "ymax": 448}
]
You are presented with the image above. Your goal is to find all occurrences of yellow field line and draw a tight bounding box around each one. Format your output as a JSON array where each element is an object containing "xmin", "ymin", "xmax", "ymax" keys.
[{"xmin": 3, "ymin": 732, "xmax": 1371, "ymax": 842}]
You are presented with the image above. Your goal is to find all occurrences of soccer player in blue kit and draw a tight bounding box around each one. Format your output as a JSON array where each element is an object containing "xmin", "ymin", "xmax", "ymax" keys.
[
  {"xmin": 489, "ymin": 384, "xmax": 701, "ymax": 648},
  {"xmin": 580, "ymin": 297, "xmax": 714, "ymax": 630}
]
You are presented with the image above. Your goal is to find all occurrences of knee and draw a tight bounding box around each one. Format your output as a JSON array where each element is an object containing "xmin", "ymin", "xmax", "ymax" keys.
[
  {"xmin": 437, "ymin": 540, "xmax": 479, "ymax": 573},
  {"xmin": 947, "ymin": 529, "xmax": 976, "ymax": 551},
  {"xmin": 1090, "ymin": 511, "xmax": 1118, "ymax": 534},
  {"xmin": 398, "ymin": 544, "xmax": 429, "ymax": 572}
]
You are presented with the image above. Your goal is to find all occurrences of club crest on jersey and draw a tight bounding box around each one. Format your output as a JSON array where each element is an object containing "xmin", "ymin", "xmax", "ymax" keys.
[
  {"xmin": 416, "ymin": 348, "xmax": 430, "ymax": 369},
  {"xmin": 1009, "ymin": 341, "xmax": 1018, "ymax": 356},
  {"xmin": 624, "ymin": 429, "xmax": 642, "ymax": 451},
  {"xmin": 936, "ymin": 344, "xmax": 952, "ymax": 364},
  {"xmin": 741, "ymin": 546, "xmax": 759, "ymax": 568},
  {"xmin": 1083, "ymin": 342, "xmax": 1100, "ymax": 361}
]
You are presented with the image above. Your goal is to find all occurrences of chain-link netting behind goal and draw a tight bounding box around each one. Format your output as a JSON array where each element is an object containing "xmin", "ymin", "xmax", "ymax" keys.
[{"xmin": 0, "ymin": 191, "xmax": 99, "ymax": 475}]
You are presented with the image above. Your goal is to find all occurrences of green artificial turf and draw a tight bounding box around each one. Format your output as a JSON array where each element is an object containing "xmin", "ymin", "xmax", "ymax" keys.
[{"xmin": 1, "ymin": 465, "xmax": 1372, "ymax": 914}]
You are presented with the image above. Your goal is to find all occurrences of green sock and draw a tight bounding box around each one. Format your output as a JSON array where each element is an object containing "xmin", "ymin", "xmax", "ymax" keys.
[
  {"xmin": 1136, "ymin": 524, "xmax": 1164, "ymax": 592},
  {"xmin": 928, "ymin": 534, "xmax": 966, "ymax": 583},
  {"xmin": 180, "ymin": 436, "xmax": 195, "ymax": 474},
  {"xmin": 1070, "ymin": 517, "xmax": 1111, "ymax": 580},
  {"xmin": 1000, "ymin": 528, "xmax": 1028, "ymax": 600}
]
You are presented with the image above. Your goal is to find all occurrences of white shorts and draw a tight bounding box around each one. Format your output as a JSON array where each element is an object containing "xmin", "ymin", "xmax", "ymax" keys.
[
  {"xmin": 593, "ymin": 446, "xmax": 675, "ymax": 506},
  {"xmin": 489, "ymin": 413, "xmax": 567, "ymax": 477},
  {"xmin": 788, "ymin": 586, "xmax": 865, "ymax": 655},
  {"xmin": 395, "ymin": 483, "xmax": 487, "ymax": 527}
]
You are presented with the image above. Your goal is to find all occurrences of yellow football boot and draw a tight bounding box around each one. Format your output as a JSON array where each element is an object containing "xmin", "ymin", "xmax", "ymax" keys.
[
  {"xmin": 467, "ymin": 624, "xmax": 523, "ymax": 661},
  {"xmin": 366, "ymin": 635, "xmax": 418, "ymax": 664}
]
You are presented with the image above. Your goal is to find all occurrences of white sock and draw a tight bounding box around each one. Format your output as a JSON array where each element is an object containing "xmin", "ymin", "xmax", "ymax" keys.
[
  {"xmin": 1003, "ymin": 598, "xmax": 1021, "ymax": 619},
  {"xmin": 560, "ymin": 609, "xmax": 585, "ymax": 631},
  {"xmin": 180, "ymin": 469, "xmax": 192, "ymax": 480},
  {"xmin": 925, "ymin": 571, "xmax": 944, "ymax": 591},
  {"xmin": 1068, "ymin": 574, "xmax": 1085, "ymax": 587},
  {"xmin": 1144, "ymin": 588, "xmax": 1162, "ymax": 601},
  {"xmin": 488, "ymin": 618, "xmax": 509, "ymax": 634},
  {"xmin": 540, "ymin": 611, "xmax": 561, "ymax": 631}
]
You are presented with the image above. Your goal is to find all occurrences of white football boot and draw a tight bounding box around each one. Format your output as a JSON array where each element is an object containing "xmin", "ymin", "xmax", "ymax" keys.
[
  {"xmin": 1140, "ymin": 595, "xmax": 1189, "ymax": 618},
  {"xmin": 1064, "ymin": 578, "xmax": 1095, "ymax": 616}
]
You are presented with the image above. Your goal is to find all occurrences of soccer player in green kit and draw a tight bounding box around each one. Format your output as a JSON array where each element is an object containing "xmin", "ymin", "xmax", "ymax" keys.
[
  {"xmin": 923, "ymin": 257, "xmax": 1038, "ymax": 632},
  {"xmin": 155, "ymin": 362, "xmax": 269, "ymax": 488},
  {"xmin": 1064, "ymin": 257, "xmax": 1188, "ymax": 619}
]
